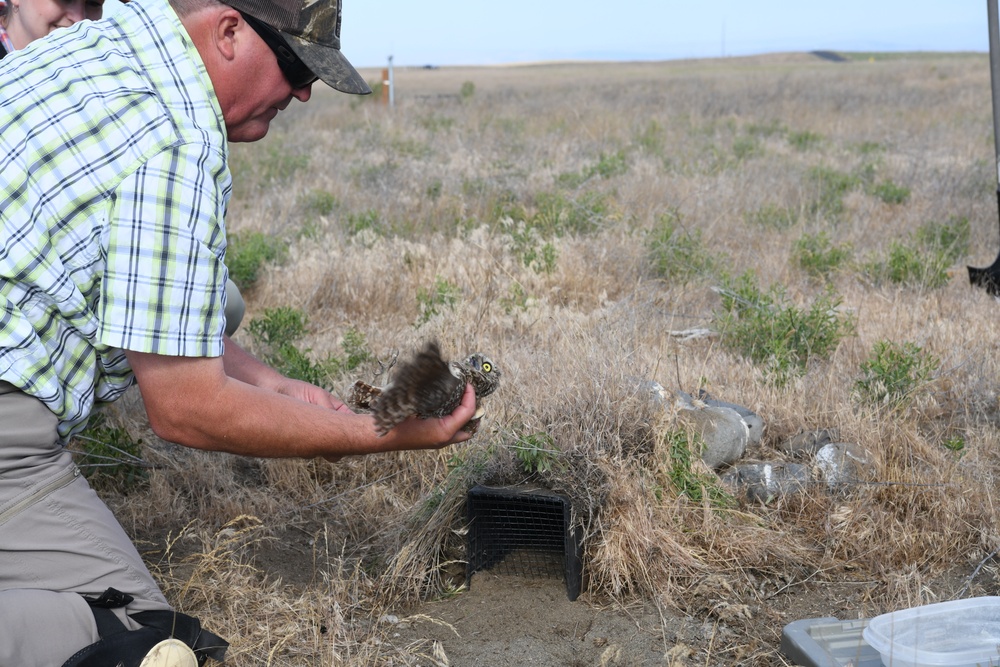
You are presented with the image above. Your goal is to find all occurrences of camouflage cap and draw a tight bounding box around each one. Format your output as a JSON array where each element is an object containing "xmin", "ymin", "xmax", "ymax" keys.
[{"xmin": 222, "ymin": 0, "xmax": 371, "ymax": 94}]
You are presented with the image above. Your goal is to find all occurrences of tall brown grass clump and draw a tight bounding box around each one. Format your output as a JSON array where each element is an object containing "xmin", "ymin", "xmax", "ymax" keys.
[{"xmin": 80, "ymin": 53, "xmax": 1000, "ymax": 664}]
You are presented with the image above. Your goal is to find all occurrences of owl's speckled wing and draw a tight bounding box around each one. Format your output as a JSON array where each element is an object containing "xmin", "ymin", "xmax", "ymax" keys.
[
  {"xmin": 347, "ymin": 381, "xmax": 382, "ymax": 412},
  {"xmin": 347, "ymin": 340, "xmax": 501, "ymax": 437},
  {"xmin": 370, "ymin": 341, "xmax": 464, "ymax": 436}
]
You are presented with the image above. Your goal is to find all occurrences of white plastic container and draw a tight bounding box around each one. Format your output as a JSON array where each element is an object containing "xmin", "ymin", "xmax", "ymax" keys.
[{"xmin": 862, "ymin": 597, "xmax": 1000, "ymax": 667}]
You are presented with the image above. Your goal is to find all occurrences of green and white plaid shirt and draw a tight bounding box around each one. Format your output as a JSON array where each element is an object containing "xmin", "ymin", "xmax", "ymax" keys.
[{"xmin": 0, "ymin": 0, "xmax": 232, "ymax": 441}]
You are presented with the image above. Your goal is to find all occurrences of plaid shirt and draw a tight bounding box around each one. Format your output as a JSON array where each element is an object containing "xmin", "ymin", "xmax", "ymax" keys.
[{"xmin": 0, "ymin": 0, "xmax": 232, "ymax": 440}]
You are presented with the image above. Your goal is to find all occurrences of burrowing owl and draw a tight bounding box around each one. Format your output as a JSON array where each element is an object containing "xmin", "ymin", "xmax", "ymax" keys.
[{"xmin": 348, "ymin": 340, "xmax": 501, "ymax": 436}]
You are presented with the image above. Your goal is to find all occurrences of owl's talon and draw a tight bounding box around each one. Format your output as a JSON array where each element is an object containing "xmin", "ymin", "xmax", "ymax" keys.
[{"xmin": 373, "ymin": 350, "xmax": 400, "ymax": 381}]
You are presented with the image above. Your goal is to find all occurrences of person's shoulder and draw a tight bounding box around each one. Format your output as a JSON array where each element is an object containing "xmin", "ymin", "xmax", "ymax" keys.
[
  {"xmin": 114, "ymin": 0, "xmax": 185, "ymax": 37},
  {"xmin": 0, "ymin": 19, "xmax": 117, "ymax": 95}
]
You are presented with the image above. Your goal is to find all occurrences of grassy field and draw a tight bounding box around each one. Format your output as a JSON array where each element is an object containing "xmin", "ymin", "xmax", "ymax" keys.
[{"xmin": 78, "ymin": 51, "xmax": 1000, "ymax": 665}]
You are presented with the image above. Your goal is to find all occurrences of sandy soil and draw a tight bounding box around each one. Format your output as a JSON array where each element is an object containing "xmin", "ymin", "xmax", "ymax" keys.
[
  {"xmin": 241, "ymin": 521, "xmax": 923, "ymax": 666},
  {"xmin": 390, "ymin": 575, "xmax": 673, "ymax": 667}
]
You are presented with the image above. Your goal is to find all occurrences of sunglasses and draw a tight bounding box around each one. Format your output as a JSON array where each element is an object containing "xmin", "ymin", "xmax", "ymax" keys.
[{"xmin": 239, "ymin": 11, "xmax": 318, "ymax": 89}]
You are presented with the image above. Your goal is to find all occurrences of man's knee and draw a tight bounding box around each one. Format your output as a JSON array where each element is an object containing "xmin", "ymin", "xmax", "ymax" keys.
[
  {"xmin": 60, "ymin": 588, "xmax": 227, "ymax": 667},
  {"xmin": 224, "ymin": 279, "xmax": 244, "ymax": 337},
  {"xmin": 0, "ymin": 589, "xmax": 99, "ymax": 667},
  {"xmin": 0, "ymin": 588, "xmax": 227, "ymax": 667}
]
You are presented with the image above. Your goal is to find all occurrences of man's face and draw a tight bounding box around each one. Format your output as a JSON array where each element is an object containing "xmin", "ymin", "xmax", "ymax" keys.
[{"xmin": 223, "ymin": 19, "xmax": 313, "ymax": 143}]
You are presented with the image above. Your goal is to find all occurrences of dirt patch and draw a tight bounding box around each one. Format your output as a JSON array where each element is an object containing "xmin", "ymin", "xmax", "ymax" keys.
[
  {"xmin": 389, "ymin": 575, "xmax": 670, "ymax": 667},
  {"xmin": 382, "ymin": 569, "xmax": 982, "ymax": 666},
  {"xmin": 234, "ymin": 522, "xmax": 951, "ymax": 666},
  {"xmin": 131, "ymin": 494, "xmax": 995, "ymax": 666}
]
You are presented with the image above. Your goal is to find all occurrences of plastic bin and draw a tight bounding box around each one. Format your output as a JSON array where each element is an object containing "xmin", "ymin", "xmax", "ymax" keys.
[
  {"xmin": 862, "ymin": 597, "xmax": 1000, "ymax": 667},
  {"xmin": 781, "ymin": 617, "xmax": 882, "ymax": 667},
  {"xmin": 781, "ymin": 616, "xmax": 881, "ymax": 667}
]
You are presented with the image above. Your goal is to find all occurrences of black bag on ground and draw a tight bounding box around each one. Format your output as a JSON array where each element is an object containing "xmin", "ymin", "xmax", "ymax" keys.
[{"xmin": 61, "ymin": 588, "xmax": 228, "ymax": 667}]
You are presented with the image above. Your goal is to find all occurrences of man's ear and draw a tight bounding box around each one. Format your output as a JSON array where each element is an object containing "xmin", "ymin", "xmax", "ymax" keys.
[{"xmin": 213, "ymin": 7, "xmax": 243, "ymax": 62}]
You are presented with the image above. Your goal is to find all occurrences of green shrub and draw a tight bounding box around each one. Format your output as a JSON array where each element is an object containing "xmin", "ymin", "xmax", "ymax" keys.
[
  {"xmin": 853, "ymin": 163, "xmax": 877, "ymax": 191},
  {"xmin": 855, "ymin": 141, "xmax": 884, "ymax": 155},
  {"xmin": 557, "ymin": 150, "xmax": 629, "ymax": 188},
  {"xmin": 788, "ymin": 130, "xmax": 822, "ymax": 151},
  {"xmin": 513, "ymin": 432, "xmax": 559, "ymax": 474},
  {"xmin": 416, "ymin": 276, "xmax": 461, "ymax": 326},
  {"xmin": 554, "ymin": 170, "xmax": 588, "ymax": 189},
  {"xmin": 460, "ymin": 81, "xmax": 476, "ymax": 100},
  {"xmin": 942, "ymin": 435, "xmax": 966, "ymax": 452},
  {"xmin": 69, "ymin": 412, "xmax": 147, "ymax": 493},
  {"xmin": 646, "ymin": 210, "xmax": 715, "ymax": 282},
  {"xmin": 853, "ymin": 340, "xmax": 939, "ymax": 409},
  {"xmin": 522, "ymin": 241, "xmax": 558, "ymax": 275},
  {"xmin": 531, "ymin": 191, "xmax": 608, "ymax": 236},
  {"xmin": 869, "ymin": 180, "xmax": 910, "ymax": 205},
  {"xmin": 248, "ymin": 317, "xmax": 370, "ymax": 386},
  {"xmin": 501, "ymin": 283, "xmax": 530, "ymax": 313},
  {"xmin": 340, "ymin": 328, "xmax": 374, "ymax": 372},
  {"xmin": 502, "ymin": 216, "xmax": 560, "ymax": 274},
  {"xmin": 732, "ymin": 136, "xmax": 763, "ymax": 160},
  {"xmin": 862, "ymin": 241, "xmax": 950, "ymax": 289},
  {"xmin": 259, "ymin": 147, "xmax": 310, "ymax": 183},
  {"xmin": 635, "ymin": 119, "xmax": 666, "ymax": 154},
  {"xmin": 744, "ymin": 120, "xmax": 785, "ymax": 138},
  {"xmin": 915, "ymin": 217, "xmax": 970, "ymax": 262},
  {"xmin": 227, "ymin": 231, "xmax": 288, "ymax": 286},
  {"xmin": 745, "ymin": 204, "xmax": 798, "ymax": 230},
  {"xmin": 807, "ymin": 166, "xmax": 860, "ymax": 218},
  {"xmin": 503, "ymin": 192, "xmax": 678, "ymax": 279},
  {"xmin": 425, "ymin": 179, "xmax": 444, "ymax": 200},
  {"xmin": 590, "ymin": 150, "xmax": 629, "ymax": 179},
  {"xmin": 660, "ymin": 429, "xmax": 735, "ymax": 507},
  {"xmin": 351, "ymin": 160, "xmax": 399, "ymax": 190},
  {"xmin": 418, "ymin": 115, "xmax": 456, "ymax": 133},
  {"xmin": 297, "ymin": 190, "xmax": 340, "ymax": 239},
  {"xmin": 248, "ymin": 307, "xmax": 337, "ymax": 387},
  {"xmin": 301, "ymin": 189, "xmax": 339, "ymax": 217},
  {"xmin": 250, "ymin": 305, "xmax": 307, "ymax": 342},
  {"xmin": 345, "ymin": 209, "xmax": 381, "ymax": 236},
  {"xmin": 714, "ymin": 272, "xmax": 856, "ymax": 386},
  {"xmin": 474, "ymin": 185, "xmax": 521, "ymax": 224},
  {"xmin": 793, "ymin": 231, "xmax": 852, "ymax": 278},
  {"xmin": 887, "ymin": 242, "xmax": 937, "ymax": 284},
  {"xmin": 500, "ymin": 190, "xmax": 605, "ymax": 274},
  {"xmin": 861, "ymin": 217, "xmax": 967, "ymax": 289}
]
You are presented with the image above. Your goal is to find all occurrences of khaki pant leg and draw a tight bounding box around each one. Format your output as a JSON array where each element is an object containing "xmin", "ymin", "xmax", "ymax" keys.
[{"xmin": 0, "ymin": 384, "xmax": 170, "ymax": 667}]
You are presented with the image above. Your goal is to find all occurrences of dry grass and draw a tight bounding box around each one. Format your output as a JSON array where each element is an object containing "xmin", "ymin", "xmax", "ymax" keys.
[{"xmin": 87, "ymin": 52, "xmax": 1000, "ymax": 664}]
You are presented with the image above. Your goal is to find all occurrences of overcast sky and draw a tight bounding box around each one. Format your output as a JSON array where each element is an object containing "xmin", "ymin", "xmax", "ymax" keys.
[
  {"xmin": 336, "ymin": 0, "xmax": 988, "ymax": 68},
  {"xmin": 102, "ymin": 1, "xmax": 989, "ymax": 68}
]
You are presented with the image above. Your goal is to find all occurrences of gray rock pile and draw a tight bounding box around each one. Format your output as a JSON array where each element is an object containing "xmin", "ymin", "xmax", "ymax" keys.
[{"xmin": 640, "ymin": 380, "xmax": 872, "ymax": 503}]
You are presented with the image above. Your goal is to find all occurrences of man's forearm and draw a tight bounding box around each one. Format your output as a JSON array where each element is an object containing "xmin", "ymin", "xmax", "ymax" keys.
[
  {"xmin": 220, "ymin": 336, "xmax": 287, "ymax": 390},
  {"xmin": 124, "ymin": 348, "xmax": 477, "ymax": 460}
]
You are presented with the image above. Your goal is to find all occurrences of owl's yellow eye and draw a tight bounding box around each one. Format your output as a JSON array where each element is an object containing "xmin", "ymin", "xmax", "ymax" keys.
[{"xmin": 482, "ymin": 362, "xmax": 492, "ymax": 373}]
